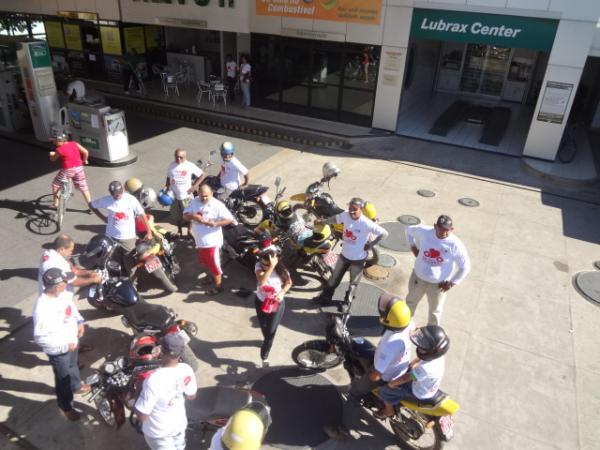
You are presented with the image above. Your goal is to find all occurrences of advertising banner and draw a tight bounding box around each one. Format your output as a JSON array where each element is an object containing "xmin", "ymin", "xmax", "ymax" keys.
[
  {"xmin": 45, "ymin": 22, "xmax": 65, "ymax": 48},
  {"xmin": 537, "ymin": 81, "xmax": 573, "ymax": 124},
  {"xmin": 63, "ymin": 24, "xmax": 82, "ymax": 51},
  {"xmin": 100, "ymin": 27, "xmax": 123, "ymax": 56},
  {"xmin": 255, "ymin": 0, "xmax": 381, "ymax": 25},
  {"xmin": 145, "ymin": 25, "xmax": 161, "ymax": 49},
  {"xmin": 124, "ymin": 27, "xmax": 146, "ymax": 54}
]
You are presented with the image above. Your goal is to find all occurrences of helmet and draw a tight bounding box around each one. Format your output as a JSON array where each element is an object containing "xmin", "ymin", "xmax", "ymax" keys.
[
  {"xmin": 221, "ymin": 402, "xmax": 271, "ymax": 450},
  {"xmin": 157, "ymin": 189, "xmax": 174, "ymax": 206},
  {"xmin": 276, "ymin": 200, "xmax": 293, "ymax": 221},
  {"xmin": 378, "ymin": 293, "xmax": 411, "ymax": 331},
  {"xmin": 362, "ymin": 201, "xmax": 377, "ymax": 220},
  {"xmin": 128, "ymin": 334, "xmax": 161, "ymax": 364},
  {"xmin": 311, "ymin": 223, "xmax": 331, "ymax": 243},
  {"xmin": 84, "ymin": 234, "xmax": 116, "ymax": 262},
  {"xmin": 322, "ymin": 162, "xmax": 340, "ymax": 180},
  {"xmin": 109, "ymin": 181, "xmax": 124, "ymax": 196},
  {"xmin": 220, "ymin": 141, "xmax": 235, "ymax": 158},
  {"xmin": 51, "ymin": 127, "xmax": 68, "ymax": 142},
  {"xmin": 108, "ymin": 278, "xmax": 139, "ymax": 306},
  {"xmin": 139, "ymin": 188, "xmax": 157, "ymax": 209},
  {"xmin": 411, "ymin": 326, "xmax": 450, "ymax": 361},
  {"xmin": 125, "ymin": 177, "xmax": 143, "ymax": 195}
]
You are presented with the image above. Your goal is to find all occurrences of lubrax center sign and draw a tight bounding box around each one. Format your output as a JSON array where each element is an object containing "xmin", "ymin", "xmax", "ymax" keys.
[{"xmin": 411, "ymin": 9, "xmax": 558, "ymax": 51}]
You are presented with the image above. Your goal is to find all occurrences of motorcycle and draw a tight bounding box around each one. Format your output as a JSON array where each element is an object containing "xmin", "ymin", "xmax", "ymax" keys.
[
  {"xmin": 132, "ymin": 232, "xmax": 180, "ymax": 293},
  {"xmin": 291, "ymin": 311, "xmax": 459, "ymax": 450}
]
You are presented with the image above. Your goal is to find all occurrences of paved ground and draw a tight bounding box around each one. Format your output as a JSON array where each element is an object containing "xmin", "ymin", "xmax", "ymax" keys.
[{"xmin": 1, "ymin": 113, "xmax": 600, "ymax": 450}]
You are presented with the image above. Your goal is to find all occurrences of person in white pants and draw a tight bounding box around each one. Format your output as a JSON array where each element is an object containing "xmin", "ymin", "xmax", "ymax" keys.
[{"xmin": 405, "ymin": 215, "xmax": 470, "ymax": 325}]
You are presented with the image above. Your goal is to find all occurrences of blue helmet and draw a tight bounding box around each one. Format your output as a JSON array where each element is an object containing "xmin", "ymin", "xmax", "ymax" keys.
[
  {"xmin": 220, "ymin": 141, "xmax": 235, "ymax": 158},
  {"xmin": 157, "ymin": 189, "xmax": 174, "ymax": 206}
]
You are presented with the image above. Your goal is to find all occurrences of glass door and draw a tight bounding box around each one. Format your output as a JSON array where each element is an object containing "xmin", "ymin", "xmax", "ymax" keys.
[
  {"xmin": 280, "ymin": 38, "xmax": 311, "ymax": 115},
  {"xmin": 460, "ymin": 44, "xmax": 511, "ymax": 97}
]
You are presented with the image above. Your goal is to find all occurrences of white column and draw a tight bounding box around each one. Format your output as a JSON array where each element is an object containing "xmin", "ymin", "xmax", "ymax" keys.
[
  {"xmin": 522, "ymin": 19, "xmax": 596, "ymax": 160},
  {"xmin": 372, "ymin": 46, "xmax": 407, "ymax": 130}
]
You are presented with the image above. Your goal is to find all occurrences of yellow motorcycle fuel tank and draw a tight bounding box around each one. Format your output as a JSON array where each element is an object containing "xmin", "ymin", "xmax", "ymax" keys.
[{"xmin": 290, "ymin": 193, "xmax": 308, "ymax": 202}]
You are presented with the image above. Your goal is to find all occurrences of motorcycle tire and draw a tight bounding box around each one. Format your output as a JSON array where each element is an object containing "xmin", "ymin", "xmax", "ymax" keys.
[
  {"xmin": 291, "ymin": 340, "xmax": 343, "ymax": 371},
  {"xmin": 152, "ymin": 266, "xmax": 178, "ymax": 293},
  {"xmin": 237, "ymin": 200, "xmax": 265, "ymax": 227},
  {"xmin": 181, "ymin": 345, "xmax": 200, "ymax": 372},
  {"xmin": 94, "ymin": 392, "xmax": 117, "ymax": 428},
  {"xmin": 390, "ymin": 414, "xmax": 444, "ymax": 450},
  {"xmin": 292, "ymin": 204, "xmax": 317, "ymax": 228}
]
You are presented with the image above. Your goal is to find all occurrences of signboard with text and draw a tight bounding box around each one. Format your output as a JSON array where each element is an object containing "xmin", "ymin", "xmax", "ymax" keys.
[
  {"xmin": 256, "ymin": 0, "xmax": 381, "ymax": 25},
  {"xmin": 100, "ymin": 27, "xmax": 123, "ymax": 56},
  {"xmin": 124, "ymin": 27, "xmax": 146, "ymax": 54},
  {"xmin": 63, "ymin": 24, "xmax": 82, "ymax": 51},
  {"xmin": 44, "ymin": 22, "xmax": 65, "ymax": 48}
]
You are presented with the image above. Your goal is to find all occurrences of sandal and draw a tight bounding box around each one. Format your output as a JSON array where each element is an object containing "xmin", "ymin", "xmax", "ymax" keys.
[
  {"xmin": 373, "ymin": 409, "xmax": 391, "ymax": 420},
  {"xmin": 205, "ymin": 286, "xmax": 224, "ymax": 295}
]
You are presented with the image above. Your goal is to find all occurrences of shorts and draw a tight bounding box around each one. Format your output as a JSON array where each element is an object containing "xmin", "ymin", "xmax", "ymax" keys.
[
  {"xmin": 52, "ymin": 166, "xmax": 88, "ymax": 192},
  {"xmin": 196, "ymin": 247, "xmax": 222, "ymax": 276},
  {"xmin": 378, "ymin": 382, "xmax": 422, "ymax": 405},
  {"xmin": 169, "ymin": 198, "xmax": 192, "ymax": 225}
]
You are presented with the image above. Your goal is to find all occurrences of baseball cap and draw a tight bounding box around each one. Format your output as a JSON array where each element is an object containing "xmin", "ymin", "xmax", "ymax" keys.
[
  {"xmin": 436, "ymin": 215, "xmax": 453, "ymax": 229},
  {"xmin": 42, "ymin": 268, "xmax": 75, "ymax": 288},
  {"xmin": 108, "ymin": 181, "xmax": 124, "ymax": 195},
  {"xmin": 161, "ymin": 333, "xmax": 186, "ymax": 358}
]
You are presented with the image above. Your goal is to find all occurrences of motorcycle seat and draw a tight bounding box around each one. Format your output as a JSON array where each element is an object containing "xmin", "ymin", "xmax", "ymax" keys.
[
  {"xmin": 414, "ymin": 390, "xmax": 445, "ymax": 407},
  {"xmin": 123, "ymin": 302, "xmax": 173, "ymax": 330},
  {"xmin": 186, "ymin": 386, "xmax": 251, "ymax": 421},
  {"xmin": 231, "ymin": 185, "xmax": 268, "ymax": 199}
]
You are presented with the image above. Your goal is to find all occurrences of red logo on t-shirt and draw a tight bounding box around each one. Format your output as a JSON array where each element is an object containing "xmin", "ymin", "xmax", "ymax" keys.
[
  {"xmin": 184, "ymin": 375, "xmax": 191, "ymax": 385},
  {"xmin": 42, "ymin": 254, "xmax": 49, "ymax": 262},
  {"xmin": 344, "ymin": 229, "xmax": 357, "ymax": 241},
  {"xmin": 180, "ymin": 170, "xmax": 187, "ymax": 177},
  {"xmin": 114, "ymin": 212, "xmax": 127, "ymax": 221},
  {"xmin": 64, "ymin": 304, "xmax": 72, "ymax": 321},
  {"xmin": 424, "ymin": 248, "xmax": 444, "ymax": 263}
]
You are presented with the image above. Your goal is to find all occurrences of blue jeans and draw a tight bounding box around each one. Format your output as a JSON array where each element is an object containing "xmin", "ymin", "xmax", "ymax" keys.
[
  {"xmin": 378, "ymin": 382, "xmax": 418, "ymax": 405},
  {"xmin": 144, "ymin": 430, "xmax": 186, "ymax": 450},
  {"xmin": 48, "ymin": 350, "xmax": 81, "ymax": 412},
  {"xmin": 240, "ymin": 82, "xmax": 251, "ymax": 107}
]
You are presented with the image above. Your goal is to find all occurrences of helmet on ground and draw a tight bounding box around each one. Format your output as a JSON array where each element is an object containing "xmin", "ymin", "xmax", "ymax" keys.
[
  {"xmin": 129, "ymin": 334, "xmax": 161, "ymax": 364},
  {"xmin": 84, "ymin": 234, "xmax": 116, "ymax": 261},
  {"xmin": 378, "ymin": 293, "xmax": 411, "ymax": 331},
  {"xmin": 220, "ymin": 141, "xmax": 235, "ymax": 158},
  {"xmin": 139, "ymin": 188, "xmax": 157, "ymax": 209},
  {"xmin": 125, "ymin": 177, "xmax": 143, "ymax": 195},
  {"xmin": 157, "ymin": 189, "xmax": 174, "ymax": 206},
  {"xmin": 221, "ymin": 402, "xmax": 271, "ymax": 450},
  {"xmin": 276, "ymin": 200, "xmax": 293, "ymax": 221},
  {"xmin": 362, "ymin": 201, "xmax": 377, "ymax": 220},
  {"xmin": 411, "ymin": 326, "xmax": 450, "ymax": 361},
  {"xmin": 311, "ymin": 223, "xmax": 331, "ymax": 243},
  {"xmin": 322, "ymin": 162, "xmax": 341, "ymax": 180}
]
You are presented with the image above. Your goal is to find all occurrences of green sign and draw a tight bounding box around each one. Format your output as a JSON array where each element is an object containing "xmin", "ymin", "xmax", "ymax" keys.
[
  {"xmin": 411, "ymin": 9, "xmax": 558, "ymax": 52},
  {"xmin": 29, "ymin": 42, "xmax": 52, "ymax": 68},
  {"xmin": 80, "ymin": 136, "xmax": 100, "ymax": 149}
]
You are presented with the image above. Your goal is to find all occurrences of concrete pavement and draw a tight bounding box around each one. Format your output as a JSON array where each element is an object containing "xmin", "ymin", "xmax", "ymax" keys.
[{"xmin": 1, "ymin": 114, "xmax": 600, "ymax": 449}]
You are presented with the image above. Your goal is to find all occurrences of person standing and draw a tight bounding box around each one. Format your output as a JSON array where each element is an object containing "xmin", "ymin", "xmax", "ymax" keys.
[
  {"xmin": 135, "ymin": 333, "xmax": 198, "ymax": 450},
  {"xmin": 122, "ymin": 48, "xmax": 141, "ymax": 94},
  {"xmin": 225, "ymin": 54, "xmax": 238, "ymax": 101},
  {"xmin": 239, "ymin": 55, "xmax": 252, "ymax": 108},
  {"xmin": 90, "ymin": 181, "xmax": 152, "ymax": 275},
  {"xmin": 254, "ymin": 246, "xmax": 292, "ymax": 367},
  {"xmin": 183, "ymin": 185, "xmax": 235, "ymax": 294},
  {"xmin": 33, "ymin": 268, "xmax": 91, "ymax": 422},
  {"xmin": 49, "ymin": 131, "xmax": 92, "ymax": 211},
  {"xmin": 166, "ymin": 148, "xmax": 205, "ymax": 237},
  {"xmin": 316, "ymin": 197, "xmax": 388, "ymax": 305},
  {"xmin": 405, "ymin": 215, "xmax": 471, "ymax": 325}
]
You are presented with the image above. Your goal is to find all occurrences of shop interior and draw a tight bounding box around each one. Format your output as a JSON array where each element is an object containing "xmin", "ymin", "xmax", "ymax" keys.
[{"xmin": 396, "ymin": 38, "xmax": 550, "ymax": 156}]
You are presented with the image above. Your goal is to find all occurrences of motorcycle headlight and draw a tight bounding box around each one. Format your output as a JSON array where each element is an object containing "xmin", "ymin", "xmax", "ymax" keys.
[
  {"xmin": 115, "ymin": 356, "xmax": 126, "ymax": 369},
  {"xmin": 103, "ymin": 362, "xmax": 116, "ymax": 375},
  {"xmin": 85, "ymin": 373, "xmax": 100, "ymax": 385}
]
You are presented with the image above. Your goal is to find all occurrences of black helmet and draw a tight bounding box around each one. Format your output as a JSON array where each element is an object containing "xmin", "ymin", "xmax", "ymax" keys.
[
  {"xmin": 84, "ymin": 234, "xmax": 116, "ymax": 262},
  {"xmin": 107, "ymin": 279, "xmax": 139, "ymax": 306},
  {"xmin": 410, "ymin": 326, "xmax": 450, "ymax": 361},
  {"xmin": 109, "ymin": 180, "xmax": 124, "ymax": 195}
]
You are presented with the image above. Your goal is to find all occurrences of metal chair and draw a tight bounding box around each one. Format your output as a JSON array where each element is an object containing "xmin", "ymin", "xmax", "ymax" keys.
[
  {"xmin": 197, "ymin": 80, "xmax": 212, "ymax": 103},
  {"xmin": 164, "ymin": 72, "xmax": 182, "ymax": 96},
  {"xmin": 212, "ymin": 83, "xmax": 227, "ymax": 106}
]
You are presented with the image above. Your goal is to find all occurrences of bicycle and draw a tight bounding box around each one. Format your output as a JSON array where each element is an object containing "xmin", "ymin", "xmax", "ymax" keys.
[{"xmin": 56, "ymin": 179, "xmax": 73, "ymax": 231}]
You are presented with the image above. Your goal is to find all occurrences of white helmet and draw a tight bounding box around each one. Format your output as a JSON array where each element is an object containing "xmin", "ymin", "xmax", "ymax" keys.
[
  {"xmin": 139, "ymin": 188, "xmax": 157, "ymax": 209},
  {"xmin": 322, "ymin": 162, "xmax": 340, "ymax": 180}
]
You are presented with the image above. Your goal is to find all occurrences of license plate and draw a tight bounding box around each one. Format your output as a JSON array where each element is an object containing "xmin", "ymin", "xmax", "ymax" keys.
[
  {"xmin": 438, "ymin": 415, "xmax": 455, "ymax": 440},
  {"xmin": 145, "ymin": 256, "xmax": 162, "ymax": 273},
  {"xmin": 88, "ymin": 285, "xmax": 96, "ymax": 298},
  {"xmin": 177, "ymin": 329, "xmax": 191, "ymax": 345},
  {"xmin": 323, "ymin": 251, "xmax": 338, "ymax": 268}
]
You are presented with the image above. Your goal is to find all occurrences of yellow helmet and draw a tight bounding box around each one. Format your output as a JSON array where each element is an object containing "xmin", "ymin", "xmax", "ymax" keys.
[
  {"xmin": 311, "ymin": 223, "xmax": 331, "ymax": 243},
  {"xmin": 276, "ymin": 200, "xmax": 293, "ymax": 220},
  {"xmin": 125, "ymin": 177, "xmax": 143, "ymax": 195},
  {"xmin": 221, "ymin": 402, "xmax": 271, "ymax": 450},
  {"xmin": 378, "ymin": 293, "xmax": 411, "ymax": 331},
  {"xmin": 362, "ymin": 201, "xmax": 377, "ymax": 220}
]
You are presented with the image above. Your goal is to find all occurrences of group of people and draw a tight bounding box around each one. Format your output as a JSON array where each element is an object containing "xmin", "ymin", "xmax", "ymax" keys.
[{"xmin": 225, "ymin": 54, "xmax": 252, "ymax": 108}]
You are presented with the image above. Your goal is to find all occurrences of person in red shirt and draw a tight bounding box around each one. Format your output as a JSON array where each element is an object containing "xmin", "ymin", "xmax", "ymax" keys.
[{"xmin": 49, "ymin": 132, "xmax": 92, "ymax": 209}]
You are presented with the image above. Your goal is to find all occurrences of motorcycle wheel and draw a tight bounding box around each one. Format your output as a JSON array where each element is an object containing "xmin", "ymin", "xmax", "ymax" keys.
[
  {"xmin": 181, "ymin": 345, "xmax": 200, "ymax": 372},
  {"xmin": 292, "ymin": 204, "xmax": 317, "ymax": 228},
  {"xmin": 152, "ymin": 266, "xmax": 178, "ymax": 293},
  {"xmin": 94, "ymin": 392, "xmax": 116, "ymax": 428},
  {"xmin": 390, "ymin": 412, "xmax": 444, "ymax": 450},
  {"xmin": 291, "ymin": 340, "xmax": 343, "ymax": 371},
  {"xmin": 237, "ymin": 200, "xmax": 264, "ymax": 227}
]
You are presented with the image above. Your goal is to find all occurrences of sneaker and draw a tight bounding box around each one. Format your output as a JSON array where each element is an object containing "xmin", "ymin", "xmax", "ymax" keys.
[
  {"xmin": 61, "ymin": 409, "xmax": 81, "ymax": 421},
  {"xmin": 262, "ymin": 359, "xmax": 270, "ymax": 368}
]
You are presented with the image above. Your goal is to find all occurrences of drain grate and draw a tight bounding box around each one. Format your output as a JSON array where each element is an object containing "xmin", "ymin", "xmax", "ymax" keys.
[
  {"xmin": 574, "ymin": 271, "xmax": 600, "ymax": 305},
  {"xmin": 397, "ymin": 215, "xmax": 421, "ymax": 226},
  {"xmin": 417, "ymin": 189, "xmax": 436, "ymax": 198},
  {"xmin": 377, "ymin": 253, "xmax": 397, "ymax": 268},
  {"xmin": 458, "ymin": 197, "xmax": 480, "ymax": 207}
]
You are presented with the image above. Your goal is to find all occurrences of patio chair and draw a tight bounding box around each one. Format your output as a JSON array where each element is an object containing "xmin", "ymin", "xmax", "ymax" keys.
[
  {"xmin": 197, "ymin": 80, "xmax": 212, "ymax": 103},
  {"xmin": 212, "ymin": 83, "xmax": 227, "ymax": 106},
  {"xmin": 164, "ymin": 72, "xmax": 183, "ymax": 97}
]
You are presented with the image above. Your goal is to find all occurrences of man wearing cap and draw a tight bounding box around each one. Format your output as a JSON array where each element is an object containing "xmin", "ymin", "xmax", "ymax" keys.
[
  {"xmin": 33, "ymin": 268, "xmax": 90, "ymax": 422},
  {"xmin": 405, "ymin": 215, "xmax": 471, "ymax": 325},
  {"xmin": 315, "ymin": 197, "xmax": 388, "ymax": 306},
  {"xmin": 90, "ymin": 181, "xmax": 152, "ymax": 275},
  {"xmin": 135, "ymin": 333, "xmax": 197, "ymax": 450}
]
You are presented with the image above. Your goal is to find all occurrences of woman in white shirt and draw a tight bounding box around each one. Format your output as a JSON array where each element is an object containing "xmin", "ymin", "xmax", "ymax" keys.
[{"xmin": 254, "ymin": 245, "xmax": 292, "ymax": 367}]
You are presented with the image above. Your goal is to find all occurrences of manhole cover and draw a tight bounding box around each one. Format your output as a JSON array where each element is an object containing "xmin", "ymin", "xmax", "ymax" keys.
[
  {"xmin": 377, "ymin": 253, "xmax": 397, "ymax": 268},
  {"xmin": 594, "ymin": 261, "xmax": 600, "ymax": 270},
  {"xmin": 364, "ymin": 265, "xmax": 389, "ymax": 280},
  {"xmin": 380, "ymin": 222, "xmax": 410, "ymax": 252},
  {"xmin": 417, "ymin": 189, "xmax": 436, "ymax": 198},
  {"xmin": 575, "ymin": 271, "xmax": 600, "ymax": 305},
  {"xmin": 253, "ymin": 367, "xmax": 343, "ymax": 449},
  {"xmin": 397, "ymin": 215, "xmax": 421, "ymax": 226},
  {"xmin": 458, "ymin": 197, "xmax": 480, "ymax": 207}
]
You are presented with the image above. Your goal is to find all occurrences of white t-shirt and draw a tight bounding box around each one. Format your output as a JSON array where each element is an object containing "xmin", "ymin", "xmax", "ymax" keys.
[
  {"xmin": 91, "ymin": 193, "xmax": 144, "ymax": 240},
  {"xmin": 33, "ymin": 291, "xmax": 83, "ymax": 355},
  {"xmin": 219, "ymin": 157, "xmax": 248, "ymax": 191},
  {"xmin": 411, "ymin": 356, "xmax": 445, "ymax": 399},
  {"xmin": 134, "ymin": 363, "xmax": 197, "ymax": 439},
  {"xmin": 335, "ymin": 212, "xmax": 387, "ymax": 261},
  {"xmin": 240, "ymin": 63, "xmax": 251, "ymax": 83},
  {"xmin": 374, "ymin": 322, "xmax": 415, "ymax": 382},
  {"xmin": 226, "ymin": 61, "xmax": 237, "ymax": 78},
  {"xmin": 167, "ymin": 160, "xmax": 203, "ymax": 200},
  {"xmin": 406, "ymin": 225, "xmax": 471, "ymax": 284},
  {"xmin": 209, "ymin": 427, "xmax": 226, "ymax": 450},
  {"xmin": 255, "ymin": 262, "xmax": 284, "ymax": 302},
  {"xmin": 38, "ymin": 249, "xmax": 73, "ymax": 296},
  {"xmin": 184, "ymin": 197, "xmax": 234, "ymax": 248}
]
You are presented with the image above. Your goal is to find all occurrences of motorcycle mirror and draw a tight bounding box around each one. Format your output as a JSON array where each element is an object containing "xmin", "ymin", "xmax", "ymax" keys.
[{"xmin": 275, "ymin": 176, "xmax": 281, "ymax": 187}]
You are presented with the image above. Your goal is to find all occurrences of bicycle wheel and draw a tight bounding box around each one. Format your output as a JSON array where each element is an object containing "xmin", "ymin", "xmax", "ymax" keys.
[{"xmin": 56, "ymin": 190, "xmax": 66, "ymax": 230}]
